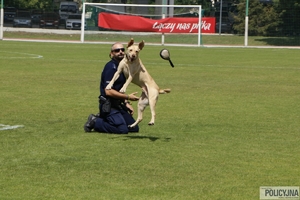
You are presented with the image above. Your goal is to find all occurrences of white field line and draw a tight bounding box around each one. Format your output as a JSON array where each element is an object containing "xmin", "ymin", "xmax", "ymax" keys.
[
  {"xmin": 0, "ymin": 51, "xmax": 43, "ymax": 59},
  {"xmin": 0, "ymin": 124, "xmax": 24, "ymax": 131}
]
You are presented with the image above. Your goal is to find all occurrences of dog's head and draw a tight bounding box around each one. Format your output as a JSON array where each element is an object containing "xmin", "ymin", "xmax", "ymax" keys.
[{"xmin": 125, "ymin": 38, "xmax": 144, "ymax": 62}]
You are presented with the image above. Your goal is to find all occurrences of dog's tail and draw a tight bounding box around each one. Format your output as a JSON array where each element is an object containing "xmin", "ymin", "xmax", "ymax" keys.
[{"xmin": 159, "ymin": 88, "xmax": 171, "ymax": 94}]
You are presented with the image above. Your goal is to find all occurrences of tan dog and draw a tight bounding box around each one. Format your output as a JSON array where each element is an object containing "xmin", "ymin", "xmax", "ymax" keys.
[{"xmin": 106, "ymin": 38, "xmax": 171, "ymax": 128}]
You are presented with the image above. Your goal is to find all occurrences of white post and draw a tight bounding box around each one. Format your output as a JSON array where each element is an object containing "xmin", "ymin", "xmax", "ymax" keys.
[
  {"xmin": 0, "ymin": 7, "xmax": 3, "ymax": 40},
  {"xmin": 198, "ymin": 5, "xmax": 202, "ymax": 46},
  {"xmin": 161, "ymin": 0, "xmax": 167, "ymax": 46},
  {"xmin": 244, "ymin": 16, "xmax": 248, "ymax": 46},
  {"xmin": 244, "ymin": 0, "xmax": 249, "ymax": 46},
  {"xmin": 161, "ymin": 13, "xmax": 165, "ymax": 45},
  {"xmin": 80, "ymin": 2, "xmax": 86, "ymax": 43},
  {"xmin": 218, "ymin": 0, "xmax": 222, "ymax": 35}
]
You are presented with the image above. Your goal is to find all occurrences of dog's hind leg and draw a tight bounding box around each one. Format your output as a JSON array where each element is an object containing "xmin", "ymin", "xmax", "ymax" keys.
[
  {"xmin": 129, "ymin": 91, "xmax": 148, "ymax": 128},
  {"xmin": 147, "ymin": 88, "xmax": 159, "ymax": 126}
]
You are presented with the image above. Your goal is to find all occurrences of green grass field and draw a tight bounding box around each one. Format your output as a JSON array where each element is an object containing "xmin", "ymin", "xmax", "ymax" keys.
[{"xmin": 0, "ymin": 40, "xmax": 299, "ymax": 199}]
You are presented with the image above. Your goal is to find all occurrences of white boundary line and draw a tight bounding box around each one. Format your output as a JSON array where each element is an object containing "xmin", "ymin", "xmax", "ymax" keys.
[
  {"xmin": 0, "ymin": 124, "xmax": 24, "ymax": 131},
  {"xmin": 0, "ymin": 51, "xmax": 43, "ymax": 59}
]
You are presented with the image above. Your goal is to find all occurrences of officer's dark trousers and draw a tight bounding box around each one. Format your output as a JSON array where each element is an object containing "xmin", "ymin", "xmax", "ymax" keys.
[{"xmin": 94, "ymin": 109, "xmax": 139, "ymax": 134}]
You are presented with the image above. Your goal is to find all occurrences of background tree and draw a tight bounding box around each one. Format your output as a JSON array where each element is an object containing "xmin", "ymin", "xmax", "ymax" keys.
[
  {"xmin": 177, "ymin": 0, "xmax": 212, "ymax": 16},
  {"xmin": 4, "ymin": 0, "xmax": 58, "ymax": 10},
  {"xmin": 233, "ymin": 0, "xmax": 280, "ymax": 36},
  {"xmin": 278, "ymin": 0, "xmax": 300, "ymax": 35}
]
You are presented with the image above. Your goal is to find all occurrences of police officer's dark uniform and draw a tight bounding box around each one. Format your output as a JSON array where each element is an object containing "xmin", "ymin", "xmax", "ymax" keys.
[{"xmin": 92, "ymin": 58, "xmax": 139, "ymax": 134}]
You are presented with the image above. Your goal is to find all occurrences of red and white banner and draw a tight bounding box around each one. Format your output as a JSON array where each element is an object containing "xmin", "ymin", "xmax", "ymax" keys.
[{"xmin": 98, "ymin": 12, "xmax": 215, "ymax": 33}]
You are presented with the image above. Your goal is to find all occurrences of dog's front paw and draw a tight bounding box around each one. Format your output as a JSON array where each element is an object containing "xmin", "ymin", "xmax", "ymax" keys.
[
  {"xmin": 106, "ymin": 84, "xmax": 112, "ymax": 90},
  {"xmin": 128, "ymin": 125, "xmax": 135, "ymax": 129},
  {"xmin": 119, "ymin": 87, "xmax": 127, "ymax": 93}
]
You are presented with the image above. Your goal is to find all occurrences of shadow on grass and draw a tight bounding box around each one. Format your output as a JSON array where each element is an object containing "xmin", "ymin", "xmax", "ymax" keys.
[
  {"xmin": 254, "ymin": 36, "xmax": 300, "ymax": 46},
  {"xmin": 110, "ymin": 135, "xmax": 171, "ymax": 142}
]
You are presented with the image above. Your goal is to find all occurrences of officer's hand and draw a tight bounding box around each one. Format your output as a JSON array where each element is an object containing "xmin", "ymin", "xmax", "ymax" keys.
[
  {"xmin": 128, "ymin": 92, "xmax": 139, "ymax": 101},
  {"xmin": 126, "ymin": 103, "xmax": 134, "ymax": 115}
]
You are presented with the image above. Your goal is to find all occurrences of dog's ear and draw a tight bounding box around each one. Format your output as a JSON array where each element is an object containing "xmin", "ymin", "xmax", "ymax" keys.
[
  {"xmin": 139, "ymin": 40, "xmax": 145, "ymax": 50},
  {"xmin": 127, "ymin": 38, "xmax": 134, "ymax": 48}
]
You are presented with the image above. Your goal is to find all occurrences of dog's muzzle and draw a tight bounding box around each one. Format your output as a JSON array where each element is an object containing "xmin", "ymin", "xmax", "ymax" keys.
[{"xmin": 129, "ymin": 56, "xmax": 136, "ymax": 62}]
